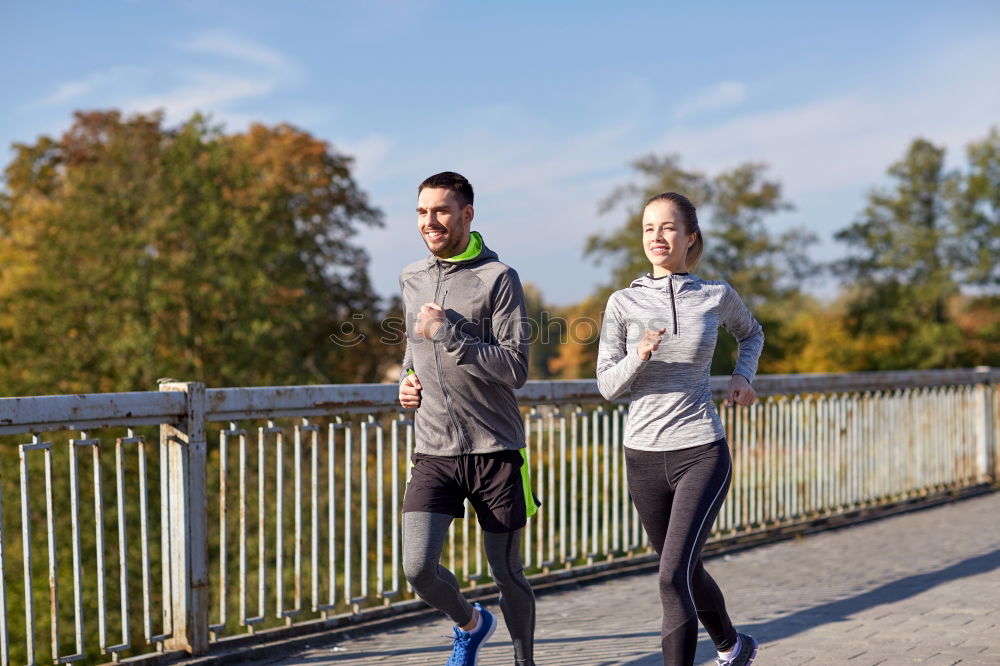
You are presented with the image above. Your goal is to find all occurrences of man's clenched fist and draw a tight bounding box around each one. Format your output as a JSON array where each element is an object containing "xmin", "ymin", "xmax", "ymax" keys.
[
  {"xmin": 415, "ymin": 302, "xmax": 446, "ymax": 338},
  {"xmin": 399, "ymin": 373, "xmax": 422, "ymax": 409}
]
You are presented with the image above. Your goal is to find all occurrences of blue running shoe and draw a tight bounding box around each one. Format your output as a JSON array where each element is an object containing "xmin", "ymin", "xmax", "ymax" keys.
[{"xmin": 446, "ymin": 603, "xmax": 496, "ymax": 666}]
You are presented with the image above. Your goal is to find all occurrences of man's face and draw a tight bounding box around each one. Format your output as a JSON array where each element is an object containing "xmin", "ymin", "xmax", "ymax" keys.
[{"xmin": 416, "ymin": 187, "xmax": 473, "ymax": 258}]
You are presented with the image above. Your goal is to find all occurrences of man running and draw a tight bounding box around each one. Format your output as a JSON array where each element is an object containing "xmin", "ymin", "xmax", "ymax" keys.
[{"xmin": 398, "ymin": 171, "xmax": 537, "ymax": 666}]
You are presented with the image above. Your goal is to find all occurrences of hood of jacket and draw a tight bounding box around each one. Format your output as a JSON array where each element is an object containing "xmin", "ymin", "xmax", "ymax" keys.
[{"xmin": 421, "ymin": 231, "xmax": 499, "ymax": 276}]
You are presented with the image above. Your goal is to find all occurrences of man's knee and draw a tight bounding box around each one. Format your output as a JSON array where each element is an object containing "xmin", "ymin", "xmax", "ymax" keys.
[
  {"xmin": 403, "ymin": 556, "xmax": 437, "ymax": 589},
  {"xmin": 489, "ymin": 563, "xmax": 520, "ymax": 587},
  {"xmin": 488, "ymin": 552, "xmax": 527, "ymax": 588},
  {"xmin": 483, "ymin": 529, "xmax": 530, "ymax": 588}
]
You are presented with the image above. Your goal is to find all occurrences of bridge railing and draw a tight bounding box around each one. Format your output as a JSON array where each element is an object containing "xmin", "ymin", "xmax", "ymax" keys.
[{"xmin": 0, "ymin": 368, "xmax": 996, "ymax": 664}]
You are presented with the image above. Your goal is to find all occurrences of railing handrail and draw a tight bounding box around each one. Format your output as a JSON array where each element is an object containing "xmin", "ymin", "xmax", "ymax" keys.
[
  {"xmin": 740, "ymin": 367, "xmax": 999, "ymax": 396},
  {"xmin": 2, "ymin": 368, "xmax": 996, "ymax": 433},
  {"xmin": 0, "ymin": 390, "xmax": 186, "ymax": 435}
]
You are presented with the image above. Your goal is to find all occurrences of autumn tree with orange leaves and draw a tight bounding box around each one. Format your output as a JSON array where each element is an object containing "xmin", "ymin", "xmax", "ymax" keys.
[{"xmin": 0, "ymin": 110, "xmax": 386, "ymax": 394}]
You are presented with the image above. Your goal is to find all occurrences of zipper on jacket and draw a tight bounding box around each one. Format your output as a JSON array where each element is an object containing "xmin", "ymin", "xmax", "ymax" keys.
[
  {"xmin": 668, "ymin": 278, "xmax": 679, "ymax": 335},
  {"xmin": 432, "ymin": 262, "xmax": 467, "ymax": 452}
]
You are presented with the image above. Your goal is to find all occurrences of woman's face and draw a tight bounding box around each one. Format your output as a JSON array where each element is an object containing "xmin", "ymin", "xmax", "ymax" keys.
[{"xmin": 642, "ymin": 201, "xmax": 697, "ymax": 275}]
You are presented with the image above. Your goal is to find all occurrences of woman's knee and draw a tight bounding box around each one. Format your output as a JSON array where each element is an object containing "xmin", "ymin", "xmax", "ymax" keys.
[{"xmin": 658, "ymin": 566, "xmax": 690, "ymax": 599}]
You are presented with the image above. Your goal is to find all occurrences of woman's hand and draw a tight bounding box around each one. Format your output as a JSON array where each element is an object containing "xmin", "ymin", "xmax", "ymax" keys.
[
  {"xmin": 637, "ymin": 328, "xmax": 667, "ymax": 361},
  {"xmin": 727, "ymin": 374, "xmax": 757, "ymax": 407}
]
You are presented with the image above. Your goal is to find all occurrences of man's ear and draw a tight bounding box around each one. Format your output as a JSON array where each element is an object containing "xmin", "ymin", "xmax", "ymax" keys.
[{"xmin": 463, "ymin": 204, "xmax": 475, "ymax": 227}]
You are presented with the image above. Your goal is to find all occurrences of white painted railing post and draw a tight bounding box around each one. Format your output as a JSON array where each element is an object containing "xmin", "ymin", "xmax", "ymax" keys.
[
  {"xmin": 973, "ymin": 367, "xmax": 997, "ymax": 484},
  {"xmin": 158, "ymin": 382, "xmax": 209, "ymax": 654}
]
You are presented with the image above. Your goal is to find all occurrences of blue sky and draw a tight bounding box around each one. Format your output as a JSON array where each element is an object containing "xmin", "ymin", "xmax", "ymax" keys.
[{"xmin": 2, "ymin": 1, "xmax": 998, "ymax": 305}]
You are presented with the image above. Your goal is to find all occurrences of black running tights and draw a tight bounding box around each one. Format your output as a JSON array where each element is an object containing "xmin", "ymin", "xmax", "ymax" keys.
[{"xmin": 625, "ymin": 439, "xmax": 738, "ymax": 665}]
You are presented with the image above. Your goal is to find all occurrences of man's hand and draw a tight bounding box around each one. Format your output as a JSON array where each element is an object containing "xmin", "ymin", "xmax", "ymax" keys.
[
  {"xmin": 399, "ymin": 373, "xmax": 422, "ymax": 409},
  {"xmin": 637, "ymin": 328, "xmax": 667, "ymax": 361},
  {"xmin": 727, "ymin": 374, "xmax": 757, "ymax": 407},
  {"xmin": 415, "ymin": 302, "xmax": 447, "ymax": 338}
]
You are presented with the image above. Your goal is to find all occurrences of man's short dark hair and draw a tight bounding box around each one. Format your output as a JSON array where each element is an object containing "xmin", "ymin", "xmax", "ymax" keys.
[{"xmin": 418, "ymin": 171, "xmax": 474, "ymax": 207}]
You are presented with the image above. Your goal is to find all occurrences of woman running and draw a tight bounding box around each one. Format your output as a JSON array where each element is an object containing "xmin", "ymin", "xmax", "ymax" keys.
[{"xmin": 596, "ymin": 192, "xmax": 762, "ymax": 666}]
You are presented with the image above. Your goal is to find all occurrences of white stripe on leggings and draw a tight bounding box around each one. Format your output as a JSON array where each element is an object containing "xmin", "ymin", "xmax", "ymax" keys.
[{"xmin": 684, "ymin": 456, "xmax": 732, "ymax": 613}]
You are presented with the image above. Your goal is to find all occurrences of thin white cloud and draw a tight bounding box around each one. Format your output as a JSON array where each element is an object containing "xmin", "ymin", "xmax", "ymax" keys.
[
  {"xmin": 124, "ymin": 73, "xmax": 276, "ymax": 123},
  {"xmin": 662, "ymin": 36, "xmax": 1000, "ymax": 200},
  {"xmin": 30, "ymin": 31, "xmax": 304, "ymax": 130},
  {"xmin": 179, "ymin": 30, "xmax": 299, "ymax": 79},
  {"xmin": 35, "ymin": 66, "xmax": 140, "ymax": 107},
  {"xmin": 46, "ymin": 81, "xmax": 92, "ymax": 105},
  {"xmin": 661, "ymin": 72, "xmax": 1000, "ymax": 200},
  {"xmin": 674, "ymin": 82, "xmax": 747, "ymax": 120},
  {"xmin": 129, "ymin": 31, "xmax": 303, "ymax": 125},
  {"xmin": 359, "ymin": 39, "xmax": 1000, "ymax": 305},
  {"xmin": 33, "ymin": 31, "xmax": 298, "ymax": 117}
]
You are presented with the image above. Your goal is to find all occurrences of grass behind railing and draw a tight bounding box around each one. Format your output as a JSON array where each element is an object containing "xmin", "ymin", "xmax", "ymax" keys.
[{"xmin": 1, "ymin": 426, "xmax": 167, "ymax": 665}]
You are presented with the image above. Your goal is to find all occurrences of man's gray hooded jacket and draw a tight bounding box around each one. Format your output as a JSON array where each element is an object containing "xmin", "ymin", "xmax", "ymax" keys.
[{"xmin": 399, "ymin": 238, "xmax": 528, "ymax": 456}]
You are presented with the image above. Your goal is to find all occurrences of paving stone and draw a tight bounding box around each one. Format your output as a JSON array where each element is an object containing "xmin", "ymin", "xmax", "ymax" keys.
[{"xmin": 262, "ymin": 493, "xmax": 1000, "ymax": 665}]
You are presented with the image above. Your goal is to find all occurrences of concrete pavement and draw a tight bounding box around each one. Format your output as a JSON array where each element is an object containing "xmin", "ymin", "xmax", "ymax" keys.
[{"xmin": 260, "ymin": 492, "xmax": 1000, "ymax": 665}]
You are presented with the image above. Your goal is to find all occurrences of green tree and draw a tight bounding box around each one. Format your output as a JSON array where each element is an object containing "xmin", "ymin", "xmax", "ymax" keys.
[
  {"xmin": 581, "ymin": 154, "xmax": 815, "ymax": 375},
  {"xmin": 949, "ymin": 127, "xmax": 1000, "ymax": 288},
  {"xmin": 700, "ymin": 163, "xmax": 813, "ymax": 310},
  {"xmin": 834, "ymin": 138, "xmax": 963, "ymax": 369},
  {"xmin": 522, "ymin": 282, "xmax": 565, "ymax": 379},
  {"xmin": 699, "ymin": 163, "xmax": 815, "ymax": 372},
  {"xmin": 0, "ymin": 110, "xmax": 386, "ymax": 395}
]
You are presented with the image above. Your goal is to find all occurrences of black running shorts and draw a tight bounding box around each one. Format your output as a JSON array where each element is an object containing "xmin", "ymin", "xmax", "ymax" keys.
[{"xmin": 402, "ymin": 449, "xmax": 539, "ymax": 533}]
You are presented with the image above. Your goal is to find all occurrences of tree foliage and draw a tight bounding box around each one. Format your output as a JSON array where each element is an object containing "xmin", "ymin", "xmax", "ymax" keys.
[
  {"xmin": 821, "ymin": 129, "xmax": 1000, "ymax": 370},
  {"xmin": 0, "ymin": 110, "xmax": 386, "ymax": 395},
  {"xmin": 578, "ymin": 154, "xmax": 816, "ymax": 375},
  {"xmin": 522, "ymin": 282, "xmax": 564, "ymax": 379},
  {"xmin": 835, "ymin": 138, "xmax": 963, "ymax": 369},
  {"xmin": 544, "ymin": 296, "xmax": 606, "ymax": 379},
  {"xmin": 550, "ymin": 130, "xmax": 1000, "ymax": 379},
  {"xmin": 949, "ymin": 128, "xmax": 1000, "ymax": 287}
]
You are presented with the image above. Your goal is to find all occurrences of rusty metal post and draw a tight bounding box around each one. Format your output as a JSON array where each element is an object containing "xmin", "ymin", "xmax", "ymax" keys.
[
  {"xmin": 158, "ymin": 382, "xmax": 209, "ymax": 654},
  {"xmin": 974, "ymin": 367, "xmax": 997, "ymax": 484}
]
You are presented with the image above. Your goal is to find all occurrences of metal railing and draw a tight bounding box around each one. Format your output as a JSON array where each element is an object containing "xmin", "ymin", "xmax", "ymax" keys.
[{"xmin": 0, "ymin": 368, "xmax": 996, "ymax": 664}]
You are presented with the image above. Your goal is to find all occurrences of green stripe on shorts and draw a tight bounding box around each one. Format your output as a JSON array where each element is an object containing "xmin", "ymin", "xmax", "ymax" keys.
[{"xmin": 519, "ymin": 448, "xmax": 539, "ymax": 518}]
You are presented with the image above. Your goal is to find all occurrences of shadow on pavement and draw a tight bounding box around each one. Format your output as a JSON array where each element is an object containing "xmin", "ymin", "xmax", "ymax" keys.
[
  {"xmin": 275, "ymin": 548, "xmax": 1000, "ymax": 665},
  {"xmin": 624, "ymin": 547, "xmax": 1000, "ymax": 665}
]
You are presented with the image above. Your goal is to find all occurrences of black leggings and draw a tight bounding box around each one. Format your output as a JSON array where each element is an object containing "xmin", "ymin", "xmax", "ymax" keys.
[{"xmin": 625, "ymin": 439, "xmax": 738, "ymax": 666}]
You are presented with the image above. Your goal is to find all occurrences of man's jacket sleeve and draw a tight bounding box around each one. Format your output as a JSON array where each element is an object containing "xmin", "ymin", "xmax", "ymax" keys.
[
  {"xmin": 430, "ymin": 269, "xmax": 529, "ymax": 388},
  {"xmin": 399, "ymin": 340, "xmax": 414, "ymax": 385},
  {"xmin": 398, "ymin": 276, "xmax": 414, "ymax": 384}
]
